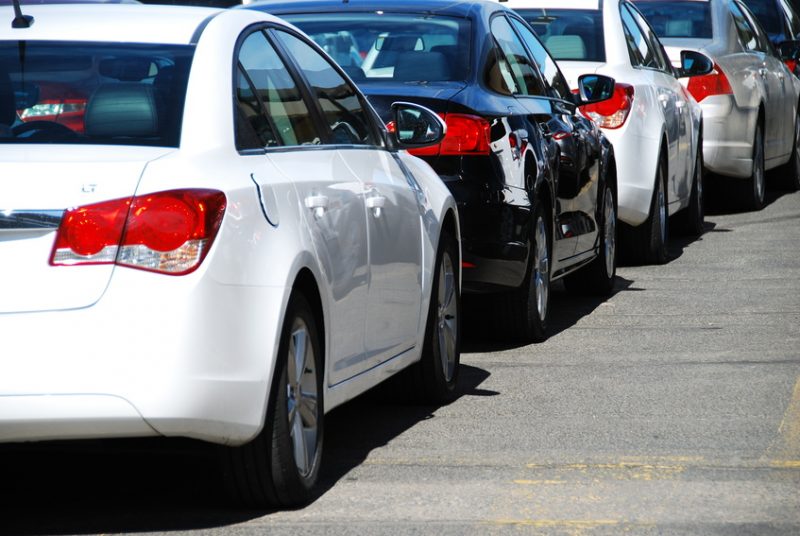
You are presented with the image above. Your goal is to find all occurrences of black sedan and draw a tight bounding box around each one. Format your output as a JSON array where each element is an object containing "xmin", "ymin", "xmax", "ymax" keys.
[{"xmin": 248, "ymin": 0, "xmax": 619, "ymax": 342}]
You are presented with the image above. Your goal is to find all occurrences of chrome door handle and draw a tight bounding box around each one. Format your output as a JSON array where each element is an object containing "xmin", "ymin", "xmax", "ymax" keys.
[
  {"xmin": 365, "ymin": 194, "xmax": 386, "ymax": 218},
  {"xmin": 304, "ymin": 194, "xmax": 329, "ymax": 219}
]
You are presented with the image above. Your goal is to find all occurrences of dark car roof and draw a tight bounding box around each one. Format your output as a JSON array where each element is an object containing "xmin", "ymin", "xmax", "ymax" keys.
[{"xmin": 245, "ymin": 0, "xmax": 497, "ymax": 19}]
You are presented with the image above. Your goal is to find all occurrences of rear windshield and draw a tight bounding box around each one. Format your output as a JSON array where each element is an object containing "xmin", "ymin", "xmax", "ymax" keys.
[
  {"xmin": 634, "ymin": 1, "xmax": 713, "ymax": 38},
  {"xmin": 283, "ymin": 13, "xmax": 472, "ymax": 82},
  {"xmin": 515, "ymin": 9, "xmax": 606, "ymax": 62},
  {"xmin": 0, "ymin": 42, "xmax": 193, "ymax": 146},
  {"xmin": 742, "ymin": 0, "xmax": 782, "ymax": 35}
]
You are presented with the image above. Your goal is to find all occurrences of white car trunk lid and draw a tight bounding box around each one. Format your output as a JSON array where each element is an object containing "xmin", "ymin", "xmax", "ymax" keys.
[{"xmin": 0, "ymin": 146, "xmax": 173, "ymax": 313}]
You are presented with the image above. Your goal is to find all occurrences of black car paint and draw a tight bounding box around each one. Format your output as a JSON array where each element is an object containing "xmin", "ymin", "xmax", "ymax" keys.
[{"xmin": 247, "ymin": 0, "xmax": 615, "ymax": 294}]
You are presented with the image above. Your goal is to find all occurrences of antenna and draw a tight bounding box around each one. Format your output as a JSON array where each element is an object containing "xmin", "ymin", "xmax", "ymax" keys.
[{"xmin": 12, "ymin": 0, "xmax": 34, "ymax": 29}]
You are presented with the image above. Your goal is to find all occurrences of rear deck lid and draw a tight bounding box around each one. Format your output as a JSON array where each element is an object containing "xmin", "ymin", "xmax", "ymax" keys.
[{"xmin": 0, "ymin": 146, "xmax": 173, "ymax": 313}]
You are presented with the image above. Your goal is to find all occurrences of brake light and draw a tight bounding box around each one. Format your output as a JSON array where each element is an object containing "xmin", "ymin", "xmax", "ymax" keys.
[
  {"xmin": 19, "ymin": 99, "xmax": 87, "ymax": 133},
  {"xmin": 785, "ymin": 59, "xmax": 798, "ymax": 76},
  {"xmin": 408, "ymin": 113, "xmax": 491, "ymax": 157},
  {"xmin": 686, "ymin": 63, "xmax": 733, "ymax": 103},
  {"xmin": 50, "ymin": 189, "xmax": 227, "ymax": 275},
  {"xmin": 578, "ymin": 83, "xmax": 634, "ymax": 129}
]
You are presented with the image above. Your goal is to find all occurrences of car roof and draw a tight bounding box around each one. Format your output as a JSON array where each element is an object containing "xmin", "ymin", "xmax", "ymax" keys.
[
  {"xmin": 246, "ymin": 0, "xmax": 499, "ymax": 18},
  {"xmin": 0, "ymin": 4, "xmax": 228, "ymax": 44},
  {"xmin": 497, "ymin": 0, "xmax": 603, "ymax": 9}
]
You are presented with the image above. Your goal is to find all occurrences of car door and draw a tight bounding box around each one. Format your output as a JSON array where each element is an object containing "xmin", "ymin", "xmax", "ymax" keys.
[
  {"xmin": 625, "ymin": 2, "xmax": 696, "ymax": 203},
  {"xmin": 489, "ymin": 15, "xmax": 579, "ymax": 264},
  {"xmin": 619, "ymin": 2, "xmax": 688, "ymax": 207},
  {"xmin": 272, "ymin": 29, "xmax": 424, "ymax": 368},
  {"xmin": 508, "ymin": 16, "xmax": 604, "ymax": 258},
  {"xmin": 234, "ymin": 28, "xmax": 370, "ymax": 386},
  {"xmin": 730, "ymin": 0, "xmax": 790, "ymax": 159}
]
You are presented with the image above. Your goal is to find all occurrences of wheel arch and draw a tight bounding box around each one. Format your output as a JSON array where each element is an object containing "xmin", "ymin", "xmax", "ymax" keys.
[{"xmin": 291, "ymin": 267, "xmax": 326, "ymax": 374}]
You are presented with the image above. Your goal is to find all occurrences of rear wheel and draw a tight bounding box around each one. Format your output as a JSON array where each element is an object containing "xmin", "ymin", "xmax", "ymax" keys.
[
  {"xmin": 224, "ymin": 293, "xmax": 323, "ymax": 508},
  {"xmin": 563, "ymin": 181, "xmax": 616, "ymax": 295},
  {"xmin": 624, "ymin": 158, "xmax": 668, "ymax": 265},
  {"xmin": 741, "ymin": 123, "xmax": 766, "ymax": 210},
  {"xmin": 491, "ymin": 202, "xmax": 550, "ymax": 342}
]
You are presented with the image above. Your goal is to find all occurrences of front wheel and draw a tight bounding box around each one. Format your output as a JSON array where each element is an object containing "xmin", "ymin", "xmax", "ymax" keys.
[
  {"xmin": 778, "ymin": 114, "xmax": 800, "ymax": 192},
  {"xmin": 563, "ymin": 182, "xmax": 616, "ymax": 295},
  {"xmin": 491, "ymin": 202, "xmax": 551, "ymax": 342},
  {"xmin": 623, "ymin": 158, "xmax": 668, "ymax": 265},
  {"xmin": 410, "ymin": 230, "xmax": 461, "ymax": 403},
  {"xmin": 224, "ymin": 293, "xmax": 324, "ymax": 508},
  {"xmin": 741, "ymin": 123, "xmax": 766, "ymax": 210},
  {"xmin": 677, "ymin": 142, "xmax": 705, "ymax": 236}
]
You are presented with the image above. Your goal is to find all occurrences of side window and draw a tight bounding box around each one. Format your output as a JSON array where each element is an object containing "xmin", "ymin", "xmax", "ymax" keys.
[
  {"xmin": 489, "ymin": 16, "xmax": 547, "ymax": 97},
  {"xmin": 620, "ymin": 3, "xmax": 662, "ymax": 69},
  {"xmin": 273, "ymin": 30, "xmax": 378, "ymax": 146},
  {"xmin": 729, "ymin": 1, "xmax": 762, "ymax": 52},
  {"xmin": 510, "ymin": 17, "xmax": 572, "ymax": 100},
  {"xmin": 736, "ymin": 2, "xmax": 774, "ymax": 54},
  {"xmin": 235, "ymin": 30, "xmax": 319, "ymax": 150},
  {"xmin": 624, "ymin": 4, "xmax": 672, "ymax": 73}
]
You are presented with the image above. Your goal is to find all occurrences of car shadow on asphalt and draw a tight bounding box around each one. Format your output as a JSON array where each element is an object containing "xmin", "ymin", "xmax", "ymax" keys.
[
  {"xmin": 0, "ymin": 365, "xmax": 492, "ymax": 534},
  {"xmin": 460, "ymin": 275, "xmax": 636, "ymax": 354}
]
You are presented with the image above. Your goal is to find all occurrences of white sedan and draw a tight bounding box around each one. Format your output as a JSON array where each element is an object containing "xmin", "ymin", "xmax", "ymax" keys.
[
  {"xmin": 0, "ymin": 3, "xmax": 460, "ymax": 507},
  {"xmin": 503, "ymin": 0, "xmax": 712, "ymax": 264}
]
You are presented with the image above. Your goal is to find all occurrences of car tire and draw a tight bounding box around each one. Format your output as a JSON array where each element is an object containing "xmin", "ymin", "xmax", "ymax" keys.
[
  {"xmin": 492, "ymin": 201, "xmax": 551, "ymax": 342},
  {"xmin": 563, "ymin": 181, "xmax": 617, "ymax": 296},
  {"xmin": 741, "ymin": 123, "xmax": 766, "ymax": 211},
  {"xmin": 224, "ymin": 293, "xmax": 324, "ymax": 509},
  {"xmin": 408, "ymin": 230, "xmax": 460, "ymax": 403},
  {"xmin": 676, "ymin": 142, "xmax": 705, "ymax": 236},
  {"xmin": 778, "ymin": 113, "xmax": 800, "ymax": 192},
  {"xmin": 625, "ymin": 157, "xmax": 668, "ymax": 265}
]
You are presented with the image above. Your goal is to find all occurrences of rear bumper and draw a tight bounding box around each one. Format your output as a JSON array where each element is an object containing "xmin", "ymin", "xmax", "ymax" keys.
[
  {"xmin": 701, "ymin": 94, "xmax": 755, "ymax": 179},
  {"xmin": 0, "ymin": 269, "xmax": 285, "ymax": 446}
]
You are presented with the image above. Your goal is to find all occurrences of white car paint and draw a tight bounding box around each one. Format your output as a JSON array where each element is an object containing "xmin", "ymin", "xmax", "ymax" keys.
[
  {"xmin": 0, "ymin": 5, "xmax": 459, "ymax": 447},
  {"xmin": 500, "ymin": 0, "xmax": 703, "ymax": 227}
]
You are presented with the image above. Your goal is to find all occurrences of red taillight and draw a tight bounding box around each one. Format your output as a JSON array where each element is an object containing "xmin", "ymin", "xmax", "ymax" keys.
[
  {"xmin": 686, "ymin": 63, "xmax": 733, "ymax": 102},
  {"xmin": 578, "ymin": 83, "xmax": 634, "ymax": 129},
  {"xmin": 19, "ymin": 99, "xmax": 87, "ymax": 133},
  {"xmin": 50, "ymin": 189, "xmax": 227, "ymax": 275},
  {"xmin": 408, "ymin": 113, "xmax": 491, "ymax": 157},
  {"xmin": 785, "ymin": 59, "xmax": 798, "ymax": 76}
]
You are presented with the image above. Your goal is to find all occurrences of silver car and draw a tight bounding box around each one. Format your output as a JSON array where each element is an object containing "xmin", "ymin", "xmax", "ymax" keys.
[{"xmin": 635, "ymin": 0, "xmax": 800, "ymax": 209}]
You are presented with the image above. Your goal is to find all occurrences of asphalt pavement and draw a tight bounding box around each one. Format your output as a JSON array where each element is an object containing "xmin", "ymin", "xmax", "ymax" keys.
[{"xmin": 2, "ymin": 176, "xmax": 799, "ymax": 536}]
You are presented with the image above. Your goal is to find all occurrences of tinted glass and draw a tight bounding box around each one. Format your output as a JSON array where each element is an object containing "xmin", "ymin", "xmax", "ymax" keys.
[
  {"xmin": 510, "ymin": 18, "xmax": 572, "ymax": 99},
  {"xmin": 516, "ymin": 8, "xmax": 606, "ymax": 62},
  {"xmin": 634, "ymin": 1, "xmax": 713, "ymax": 38},
  {"xmin": 743, "ymin": 0, "xmax": 783, "ymax": 35},
  {"xmin": 0, "ymin": 41, "xmax": 192, "ymax": 146},
  {"xmin": 730, "ymin": 1, "xmax": 765, "ymax": 51},
  {"xmin": 620, "ymin": 5, "xmax": 660, "ymax": 68},
  {"xmin": 236, "ymin": 31, "xmax": 319, "ymax": 149},
  {"xmin": 283, "ymin": 13, "xmax": 471, "ymax": 82},
  {"xmin": 623, "ymin": 3, "xmax": 671, "ymax": 72},
  {"xmin": 491, "ymin": 16, "xmax": 547, "ymax": 97},
  {"xmin": 274, "ymin": 30, "xmax": 377, "ymax": 146}
]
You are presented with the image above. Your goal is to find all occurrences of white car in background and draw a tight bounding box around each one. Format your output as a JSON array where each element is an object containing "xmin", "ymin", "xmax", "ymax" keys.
[
  {"xmin": 502, "ymin": 0, "xmax": 713, "ymax": 264},
  {"xmin": 0, "ymin": 3, "xmax": 461, "ymax": 508},
  {"xmin": 635, "ymin": 0, "xmax": 800, "ymax": 209}
]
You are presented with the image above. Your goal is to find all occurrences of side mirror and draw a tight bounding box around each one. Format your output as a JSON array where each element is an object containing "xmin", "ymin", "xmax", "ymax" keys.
[
  {"xmin": 389, "ymin": 101, "xmax": 446, "ymax": 150},
  {"xmin": 778, "ymin": 39, "xmax": 800, "ymax": 61},
  {"xmin": 677, "ymin": 50, "xmax": 714, "ymax": 77},
  {"xmin": 574, "ymin": 74, "xmax": 615, "ymax": 105}
]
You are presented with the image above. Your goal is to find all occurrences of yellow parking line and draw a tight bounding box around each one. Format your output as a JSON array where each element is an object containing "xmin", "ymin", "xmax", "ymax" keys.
[{"xmin": 766, "ymin": 376, "xmax": 800, "ymax": 464}]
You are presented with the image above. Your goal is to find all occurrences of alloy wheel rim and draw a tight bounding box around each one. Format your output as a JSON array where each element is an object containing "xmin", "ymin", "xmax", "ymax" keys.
[
  {"xmin": 794, "ymin": 120, "xmax": 800, "ymax": 181},
  {"xmin": 603, "ymin": 189, "xmax": 616, "ymax": 277},
  {"xmin": 436, "ymin": 250, "xmax": 458, "ymax": 382},
  {"xmin": 287, "ymin": 319, "xmax": 319, "ymax": 478},
  {"xmin": 534, "ymin": 216, "xmax": 550, "ymax": 321}
]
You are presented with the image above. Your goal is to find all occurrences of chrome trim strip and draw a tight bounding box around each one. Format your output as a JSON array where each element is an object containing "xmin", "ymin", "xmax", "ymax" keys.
[{"xmin": 0, "ymin": 210, "xmax": 63, "ymax": 231}]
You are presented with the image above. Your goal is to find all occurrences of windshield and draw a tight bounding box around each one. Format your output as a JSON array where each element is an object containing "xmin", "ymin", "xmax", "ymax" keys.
[
  {"xmin": 283, "ymin": 13, "xmax": 472, "ymax": 82},
  {"xmin": 515, "ymin": 9, "xmax": 606, "ymax": 62},
  {"xmin": 634, "ymin": 1, "xmax": 713, "ymax": 38},
  {"xmin": 0, "ymin": 42, "xmax": 193, "ymax": 146}
]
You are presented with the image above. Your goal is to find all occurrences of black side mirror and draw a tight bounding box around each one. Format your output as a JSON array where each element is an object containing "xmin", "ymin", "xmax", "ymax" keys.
[
  {"xmin": 574, "ymin": 74, "xmax": 615, "ymax": 105},
  {"xmin": 389, "ymin": 101, "xmax": 446, "ymax": 150},
  {"xmin": 778, "ymin": 39, "xmax": 800, "ymax": 61},
  {"xmin": 677, "ymin": 50, "xmax": 714, "ymax": 77}
]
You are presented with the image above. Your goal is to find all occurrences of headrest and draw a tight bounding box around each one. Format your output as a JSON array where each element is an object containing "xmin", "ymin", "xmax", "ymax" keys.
[
  {"xmin": 85, "ymin": 83, "xmax": 158, "ymax": 138},
  {"xmin": 380, "ymin": 35, "xmax": 420, "ymax": 52},
  {"xmin": 394, "ymin": 51, "xmax": 451, "ymax": 81},
  {"xmin": 665, "ymin": 20, "xmax": 692, "ymax": 37},
  {"xmin": 546, "ymin": 35, "xmax": 587, "ymax": 60},
  {"xmin": 0, "ymin": 70, "xmax": 16, "ymax": 126}
]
